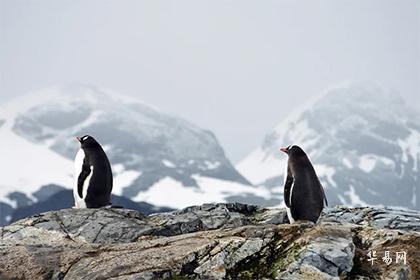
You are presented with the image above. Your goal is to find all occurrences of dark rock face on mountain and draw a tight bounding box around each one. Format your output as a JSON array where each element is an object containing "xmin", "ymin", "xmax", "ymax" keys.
[
  {"xmin": 1, "ymin": 203, "xmax": 419, "ymax": 279},
  {"xmin": 10, "ymin": 189, "xmax": 173, "ymax": 224},
  {"xmin": 0, "ymin": 203, "xmax": 13, "ymax": 227}
]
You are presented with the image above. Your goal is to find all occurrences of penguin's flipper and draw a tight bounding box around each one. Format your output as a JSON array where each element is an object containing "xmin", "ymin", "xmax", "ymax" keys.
[
  {"xmin": 283, "ymin": 166, "xmax": 294, "ymax": 207},
  {"xmin": 77, "ymin": 161, "xmax": 91, "ymax": 199}
]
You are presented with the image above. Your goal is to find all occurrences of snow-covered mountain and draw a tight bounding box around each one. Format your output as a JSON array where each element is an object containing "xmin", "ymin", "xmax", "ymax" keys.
[
  {"xmin": 238, "ymin": 82, "xmax": 420, "ymax": 210},
  {"xmin": 0, "ymin": 84, "xmax": 272, "ymax": 225}
]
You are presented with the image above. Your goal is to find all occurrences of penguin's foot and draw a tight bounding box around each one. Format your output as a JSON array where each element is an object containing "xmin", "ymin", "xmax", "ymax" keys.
[{"xmin": 293, "ymin": 220, "xmax": 315, "ymax": 226}]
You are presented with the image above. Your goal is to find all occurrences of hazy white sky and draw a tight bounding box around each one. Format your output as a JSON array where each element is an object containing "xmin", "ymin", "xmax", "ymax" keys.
[{"xmin": 1, "ymin": 0, "xmax": 419, "ymax": 162}]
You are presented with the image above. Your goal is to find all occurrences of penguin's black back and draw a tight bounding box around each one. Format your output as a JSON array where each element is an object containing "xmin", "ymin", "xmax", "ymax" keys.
[
  {"xmin": 81, "ymin": 139, "xmax": 113, "ymax": 208},
  {"xmin": 288, "ymin": 147, "xmax": 326, "ymax": 223}
]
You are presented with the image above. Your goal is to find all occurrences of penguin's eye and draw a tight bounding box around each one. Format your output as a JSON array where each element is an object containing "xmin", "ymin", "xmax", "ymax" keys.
[{"xmin": 82, "ymin": 136, "xmax": 89, "ymax": 141}]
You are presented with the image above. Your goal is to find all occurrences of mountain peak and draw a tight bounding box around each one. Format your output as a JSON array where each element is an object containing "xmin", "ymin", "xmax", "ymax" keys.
[
  {"xmin": 0, "ymin": 84, "xmax": 161, "ymax": 120},
  {"xmin": 238, "ymin": 82, "xmax": 420, "ymax": 210},
  {"xmin": 1, "ymin": 85, "xmax": 270, "ymax": 225}
]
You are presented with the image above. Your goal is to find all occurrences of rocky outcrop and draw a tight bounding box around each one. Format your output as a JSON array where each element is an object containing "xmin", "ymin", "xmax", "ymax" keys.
[{"xmin": 1, "ymin": 203, "xmax": 419, "ymax": 279}]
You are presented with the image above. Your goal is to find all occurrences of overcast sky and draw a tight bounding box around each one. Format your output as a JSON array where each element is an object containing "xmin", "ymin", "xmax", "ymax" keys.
[{"xmin": 1, "ymin": 0, "xmax": 419, "ymax": 163}]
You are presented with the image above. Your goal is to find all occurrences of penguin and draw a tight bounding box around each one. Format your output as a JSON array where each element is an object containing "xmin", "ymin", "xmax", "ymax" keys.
[
  {"xmin": 73, "ymin": 135, "xmax": 113, "ymax": 208},
  {"xmin": 280, "ymin": 145, "xmax": 327, "ymax": 223}
]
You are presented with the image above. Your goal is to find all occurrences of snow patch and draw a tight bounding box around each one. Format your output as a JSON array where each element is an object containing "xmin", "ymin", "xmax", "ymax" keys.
[
  {"xmin": 398, "ymin": 130, "xmax": 420, "ymax": 172},
  {"xmin": 376, "ymin": 156, "xmax": 395, "ymax": 168},
  {"xmin": 112, "ymin": 165, "xmax": 142, "ymax": 196},
  {"xmin": 133, "ymin": 176, "xmax": 271, "ymax": 209},
  {"xmin": 1, "ymin": 196, "xmax": 17, "ymax": 209},
  {"xmin": 345, "ymin": 185, "xmax": 367, "ymax": 206},
  {"xmin": 204, "ymin": 161, "xmax": 221, "ymax": 170},
  {"xmin": 275, "ymin": 120, "xmax": 318, "ymax": 151},
  {"xmin": 112, "ymin": 164, "xmax": 125, "ymax": 174},
  {"xmin": 342, "ymin": 158, "xmax": 353, "ymax": 169},
  {"xmin": 314, "ymin": 164, "xmax": 337, "ymax": 188},
  {"xmin": 358, "ymin": 155, "xmax": 377, "ymax": 173},
  {"xmin": 237, "ymin": 148, "xmax": 286, "ymax": 185},
  {"xmin": 102, "ymin": 145, "xmax": 111, "ymax": 152},
  {"xmin": 0, "ymin": 124, "xmax": 73, "ymax": 205},
  {"xmin": 337, "ymin": 194, "xmax": 347, "ymax": 205},
  {"xmin": 162, "ymin": 159, "xmax": 176, "ymax": 168},
  {"xmin": 358, "ymin": 154, "xmax": 395, "ymax": 173}
]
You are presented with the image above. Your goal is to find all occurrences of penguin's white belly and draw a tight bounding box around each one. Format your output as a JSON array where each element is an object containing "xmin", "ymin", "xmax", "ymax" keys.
[
  {"xmin": 286, "ymin": 207, "xmax": 295, "ymax": 224},
  {"xmin": 73, "ymin": 149, "xmax": 92, "ymax": 208}
]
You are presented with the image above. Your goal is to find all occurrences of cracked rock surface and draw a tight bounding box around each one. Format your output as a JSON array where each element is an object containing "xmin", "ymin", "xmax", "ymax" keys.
[{"xmin": 0, "ymin": 203, "xmax": 419, "ymax": 279}]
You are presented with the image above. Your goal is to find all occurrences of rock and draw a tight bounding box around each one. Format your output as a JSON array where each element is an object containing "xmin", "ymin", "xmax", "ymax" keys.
[
  {"xmin": 276, "ymin": 226, "xmax": 355, "ymax": 279},
  {"xmin": 0, "ymin": 203, "xmax": 419, "ymax": 279},
  {"xmin": 321, "ymin": 206, "xmax": 420, "ymax": 232}
]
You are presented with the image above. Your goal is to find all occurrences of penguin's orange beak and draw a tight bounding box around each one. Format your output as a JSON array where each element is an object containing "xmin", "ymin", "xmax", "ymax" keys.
[
  {"xmin": 76, "ymin": 136, "xmax": 81, "ymax": 142},
  {"xmin": 280, "ymin": 147, "xmax": 288, "ymax": 153}
]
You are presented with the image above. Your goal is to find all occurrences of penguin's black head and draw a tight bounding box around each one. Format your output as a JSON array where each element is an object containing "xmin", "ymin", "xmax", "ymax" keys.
[
  {"xmin": 76, "ymin": 135, "xmax": 99, "ymax": 149},
  {"xmin": 280, "ymin": 145, "xmax": 306, "ymax": 157}
]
